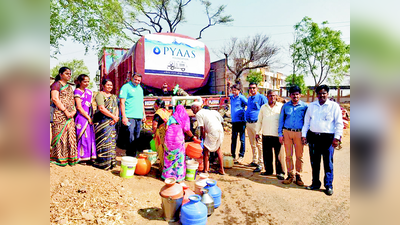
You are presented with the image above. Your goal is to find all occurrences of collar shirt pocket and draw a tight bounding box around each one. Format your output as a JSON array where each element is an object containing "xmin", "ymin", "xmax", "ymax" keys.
[
  {"xmin": 324, "ymin": 114, "xmax": 333, "ymax": 122},
  {"xmin": 323, "ymin": 105, "xmax": 333, "ymax": 122},
  {"xmin": 285, "ymin": 106, "xmax": 293, "ymax": 116}
]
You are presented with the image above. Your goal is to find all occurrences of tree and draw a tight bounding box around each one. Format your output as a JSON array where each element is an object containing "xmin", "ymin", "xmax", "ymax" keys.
[
  {"xmin": 50, "ymin": 0, "xmax": 128, "ymax": 56},
  {"xmin": 285, "ymin": 74, "xmax": 307, "ymax": 94},
  {"xmin": 50, "ymin": 0, "xmax": 233, "ymax": 56},
  {"xmin": 222, "ymin": 34, "xmax": 280, "ymax": 88},
  {"xmin": 51, "ymin": 59, "xmax": 94, "ymax": 89},
  {"xmin": 290, "ymin": 17, "xmax": 350, "ymax": 87},
  {"xmin": 130, "ymin": 0, "xmax": 233, "ymax": 39},
  {"xmin": 245, "ymin": 71, "xmax": 263, "ymax": 86}
]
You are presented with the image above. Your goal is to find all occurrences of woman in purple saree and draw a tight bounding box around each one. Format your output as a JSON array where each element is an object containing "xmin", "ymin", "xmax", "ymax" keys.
[
  {"xmin": 162, "ymin": 104, "xmax": 198, "ymax": 182},
  {"xmin": 74, "ymin": 74, "xmax": 96, "ymax": 163}
]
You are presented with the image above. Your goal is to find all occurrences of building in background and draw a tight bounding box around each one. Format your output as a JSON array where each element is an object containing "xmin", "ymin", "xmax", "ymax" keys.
[
  {"xmin": 209, "ymin": 59, "xmax": 286, "ymax": 96},
  {"xmin": 242, "ymin": 68, "xmax": 286, "ymax": 96}
]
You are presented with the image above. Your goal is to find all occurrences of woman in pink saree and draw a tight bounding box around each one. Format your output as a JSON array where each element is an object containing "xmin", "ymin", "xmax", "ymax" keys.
[{"xmin": 162, "ymin": 104, "xmax": 198, "ymax": 182}]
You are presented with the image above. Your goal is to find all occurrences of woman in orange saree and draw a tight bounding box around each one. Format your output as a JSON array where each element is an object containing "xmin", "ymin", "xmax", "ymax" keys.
[{"xmin": 152, "ymin": 99, "xmax": 170, "ymax": 172}]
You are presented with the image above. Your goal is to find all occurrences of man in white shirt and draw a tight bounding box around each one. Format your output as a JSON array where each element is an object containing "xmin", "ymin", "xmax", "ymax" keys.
[
  {"xmin": 191, "ymin": 102, "xmax": 225, "ymax": 175},
  {"xmin": 301, "ymin": 85, "xmax": 344, "ymax": 196},
  {"xmin": 255, "ymin": 90, "xmax": 285, "ymax": 179}
]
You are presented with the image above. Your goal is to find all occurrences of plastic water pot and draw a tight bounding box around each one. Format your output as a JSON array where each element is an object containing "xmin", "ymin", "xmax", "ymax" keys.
[
  {"xmin": 150, "ymin": 139, "xmax": 157, "ymax": 152},
  {"xmin": 186, "ymin": 142, "xmax": 203, "ymax": 159},
  {"xmin": 204, "ymin": 179, "xmax": 222, "ymax": 208},
  {"xmin": 180, "ymin": 195, "xmax": 207, "ymax": 225},
  {"xmin": 135, "ymin": 154, "xmax": 151, "ymax": 175},
  {"xmin": 120, "ymin": 156, "xmax": 137, "ymax": 178},
  {"xmin": 143, "ymin": 150, "xmax": 157, "ymax": 165},
  {"xmin": 182, "ymin": 185, "xmax": 196, "ymax": 205},
  {"xmin": 195, "ymin": 173, "xmax": 209, "ymax": 195},
  {"xmin": 223, "ymin": 156, "xmax": 233, "ymax": 168}
]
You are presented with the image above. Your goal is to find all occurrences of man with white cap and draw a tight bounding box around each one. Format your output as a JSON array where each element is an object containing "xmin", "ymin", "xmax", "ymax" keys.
[{"xmin": 191, "ymin": 102, "xmax": 225, "ymax": 175}]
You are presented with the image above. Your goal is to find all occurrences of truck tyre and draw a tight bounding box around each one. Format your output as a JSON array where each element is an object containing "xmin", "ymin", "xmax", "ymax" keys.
[{"xmin": 181, "ymin": 68, "xmax": 185, "ymax": 71}]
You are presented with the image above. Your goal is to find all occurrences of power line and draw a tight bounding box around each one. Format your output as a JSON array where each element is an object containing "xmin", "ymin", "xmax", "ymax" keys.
[{"xmin": 186, "ymin": 21, "xmax": 350, "ymax": 28}]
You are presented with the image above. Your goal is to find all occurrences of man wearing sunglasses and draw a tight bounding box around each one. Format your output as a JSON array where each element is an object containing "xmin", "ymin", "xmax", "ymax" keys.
[{"xmin": 245, "ymin": 82, "xmax": 267, "ymax": 172}]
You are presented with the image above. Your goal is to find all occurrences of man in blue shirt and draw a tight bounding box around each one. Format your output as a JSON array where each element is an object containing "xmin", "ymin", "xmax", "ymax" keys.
[
  {"xmin": 228, "ymin": 82, "xmax": 248, "ymax": 163},
  {"xmin": 119, "ymin": 73, "xmax": 146, "ymax": 157},
  {"xmin": 245, "ymin": 82, "xmax": 267, "ymax": 172},
  {"xmin": 278, "ymin": 86, "xmax": 308, "ymax": 186}
]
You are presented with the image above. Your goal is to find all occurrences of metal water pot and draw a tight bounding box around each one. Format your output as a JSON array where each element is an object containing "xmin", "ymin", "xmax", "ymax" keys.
[
  {"xmin": 159, "ymin": 178, "xmax": 184, "ymax": 222},
  {"xmin": 161, "ymin": 196, "xmax": 183, "ymax": 222},
  {"xmin": 201, "ymin": 188, "xmax": 214, "ymax": 216}
]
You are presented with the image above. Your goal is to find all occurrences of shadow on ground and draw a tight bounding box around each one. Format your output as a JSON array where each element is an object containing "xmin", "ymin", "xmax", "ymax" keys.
[
  {"xmin": 137, "ymin": 207, "xmax": 164, "ymax": 221},
  {"xmin": 137, "ymin": 207, "xmax": 181, "ymax": 224},
  {"xmin": 221, "ymin": 164, "xmax": 310, "ymax": 191}
]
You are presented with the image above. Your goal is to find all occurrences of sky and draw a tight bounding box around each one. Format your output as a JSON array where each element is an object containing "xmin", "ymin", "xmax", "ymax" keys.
[{"xmin": 50, "ymin": 0, "xmax": 350, "ymax": 90}]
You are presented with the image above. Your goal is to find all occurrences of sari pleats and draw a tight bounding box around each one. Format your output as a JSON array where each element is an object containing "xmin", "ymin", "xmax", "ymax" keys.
[
  {"xmin": 50, "ymin": 84, "xmax": 78, "ymax": 166},
  {"xmin": 93, "ymin": 94, "xmax": 118, "ymax": 170}
]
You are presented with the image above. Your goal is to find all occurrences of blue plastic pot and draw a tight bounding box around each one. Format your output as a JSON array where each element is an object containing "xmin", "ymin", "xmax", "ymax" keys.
[
  {"xmin": 180, "ymin": 195, "xmax": 207, "ymax": 225},
  {"xmin": 204, "ymin": 179, "xmax": 222, "ymax": 208}
]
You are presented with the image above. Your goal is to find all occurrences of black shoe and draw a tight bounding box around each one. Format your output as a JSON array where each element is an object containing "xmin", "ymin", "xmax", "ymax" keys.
[
  {"xmin": 325, "ymin": 188, "xmax": 333, "ymax": 196},
  {"xmin": 260, "ymin": 172, "xmax": 273, "ymax": 176},
  {"xmin": 276, "ymin": 174, "xmax": 285, "ymax": 180},
  {"xmin": 253, "ymin": 167, "xmax": 262, "ymax": 172},
  {"xmin": 248, "ymin": 162, "xmax": 259, "ymax": 167},
  {"xmin": 306, "ymin": 185, "xmax": 320, "ymax": 190}
]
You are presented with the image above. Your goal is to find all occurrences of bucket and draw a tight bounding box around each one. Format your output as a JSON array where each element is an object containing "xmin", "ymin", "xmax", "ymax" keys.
[
  {"xmin": 143, "ymin": 150, "xmax": 157, "ymax": 165},
  {"xmin": 120, "ymin": 156, "xmax": 137, "ymax": 178},
  {"xmin": 185, "ymin": 160, "xmax": 199, "ymax": 181}
]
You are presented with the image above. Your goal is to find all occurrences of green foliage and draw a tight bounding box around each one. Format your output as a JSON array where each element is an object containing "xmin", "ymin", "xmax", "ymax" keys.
[
  {"xmin": 285, "ymin": 74, "xmax": 307, "ymax": 94},
  {"xmin": 50, "ymin": 0, "xmax": 129, "ymax": 56},
  {"xmin": 246, "ymin": 71, "xmax": 263, "ymax": 85},
  {"xmin": 50, "ymin": 0, "xmax": 232, "ymax": 56},
  {"xmin": 51, "ymin": 59, "xmax": 94, "ymax": 89},
  {"xmin": 290, "ymin": 17, "xmax": 350, "ymax": 86}
]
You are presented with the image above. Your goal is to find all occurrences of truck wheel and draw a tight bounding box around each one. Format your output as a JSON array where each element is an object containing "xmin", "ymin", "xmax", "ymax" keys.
[
  {"xmin": 181, "ymin": 68, "xmax": 185, "ymax": 71},
  {"xmin": 170, "ymin": 66, "xmax": 174, "ymax": 70}
]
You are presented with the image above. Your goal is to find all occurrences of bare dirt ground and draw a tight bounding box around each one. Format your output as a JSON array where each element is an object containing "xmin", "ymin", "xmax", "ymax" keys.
[{"xmin": 50, "ymin": 128, "xmax": 350, "ymax": 225}]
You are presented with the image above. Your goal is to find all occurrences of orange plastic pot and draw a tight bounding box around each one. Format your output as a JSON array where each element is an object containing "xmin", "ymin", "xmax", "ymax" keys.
[
  {"xmin": 182, "ymin": 185, "xmax": 196, "ymax": 205},
  {"xmin": 135, "ymin": 154, "xmax": 151, "ymax": 175},
  {"xmin": 185, "ymin": 142, "xmax": 203, "ymax": 159}
]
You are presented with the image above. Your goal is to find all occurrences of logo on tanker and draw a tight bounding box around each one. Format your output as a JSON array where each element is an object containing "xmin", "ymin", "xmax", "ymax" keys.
[
  {"xmin": 153, "ymin": 47, "xmax": 161, "ymax": 55},
  {"xmin": 145, "ymin": 36, "xmax": 205, "ymax": 78},
  {"xmin": 153, "ymin": 46, "xmax": 196, "ymax": 58}
]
